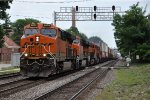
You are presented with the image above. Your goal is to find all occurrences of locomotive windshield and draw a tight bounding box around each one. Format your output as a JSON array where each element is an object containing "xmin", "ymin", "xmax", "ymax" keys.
[
  {"xmin": 41, "ymin": 29, "xmax": 56, "ymax": 37},
  {"xmin": 25, "ymin": 29, "xmax": 39, "ymax": 35}
]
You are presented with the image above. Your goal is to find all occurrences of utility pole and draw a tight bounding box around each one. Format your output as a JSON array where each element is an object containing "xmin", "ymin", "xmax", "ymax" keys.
[{"xmin": 72, "ymin": 7, "xmax": 76, "ymax": 27}]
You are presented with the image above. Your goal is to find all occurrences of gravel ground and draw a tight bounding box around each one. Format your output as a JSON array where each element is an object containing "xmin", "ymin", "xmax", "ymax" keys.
[
  {"xmin": 0, "ymin": 62, "xmax": 109, "ymax": 100},
  {"xmin": 115, "ymin": 60, "xmax": 126, "ymax": 67},
  {"xmin": 40, "ymin": 67, "xmax": 107, "ymax": 100},
  {"xmin": 77, "ymin": 69, "xmax": 116, "ymax": 100},
  {"xmin": 76, "ymin": 60, "xmax": 124, "ymax": 100},
  {"xmin": 0, "ymin": 76, "xmax": 25, "ymax": 86}
]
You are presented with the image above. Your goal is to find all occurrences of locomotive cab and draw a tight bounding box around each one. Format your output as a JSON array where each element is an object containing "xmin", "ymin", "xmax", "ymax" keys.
[
  {"xmin": 20, "ymin": 23, "xmax": 75, "ymax": 77},
  {"xmin": 72, "ymin": 36, "xmax": 87, "ymax": 68},
  {"xmin": 20, "ymin": 23, "xmax": 58, "ymax": 77}
]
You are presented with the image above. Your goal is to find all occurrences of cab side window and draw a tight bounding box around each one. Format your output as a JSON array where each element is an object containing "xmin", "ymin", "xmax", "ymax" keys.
[{"xmin": 60, "ymin": 30, "xmax": 66, "ymax": 41}]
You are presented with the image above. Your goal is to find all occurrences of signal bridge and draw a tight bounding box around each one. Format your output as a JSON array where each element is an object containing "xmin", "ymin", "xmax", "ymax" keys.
[{"xmin": 54, "ymin": 6, "xmax": 125, "ymax": 27}]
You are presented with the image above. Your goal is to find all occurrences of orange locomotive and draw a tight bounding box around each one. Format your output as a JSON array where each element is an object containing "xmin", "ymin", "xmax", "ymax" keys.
[
  {"xmin": 20, "ymin": 23, "xmax": 115, "ymax": 77},
  {"xmin": 20, "ymin": 23, "xmax": 87, "ymax": 77}
]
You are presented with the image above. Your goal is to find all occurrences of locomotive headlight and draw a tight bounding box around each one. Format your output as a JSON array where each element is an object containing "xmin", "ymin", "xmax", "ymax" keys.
[
  {"xmin": 36, "ymin": 36, "xmax": 39, "ymax": 42},
  {"xmin": 43, "ymin": 54, "xmax": 46, "ymax": 57},
  {"xmin": 24, "ymin": 53, "xmax": 28, "ymax": 57}
]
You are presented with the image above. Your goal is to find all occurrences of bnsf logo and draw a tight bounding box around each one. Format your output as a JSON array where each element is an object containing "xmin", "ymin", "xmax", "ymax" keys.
[{"xmin": 22, "ymin": 42, "xmax": 53, "ymax": 48}]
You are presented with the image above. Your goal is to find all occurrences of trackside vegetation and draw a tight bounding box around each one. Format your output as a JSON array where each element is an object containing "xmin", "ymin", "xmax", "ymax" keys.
[
  {"xmin": 0, "ymin": 1, "xmax": 13, "ymax": 47},
  {"xmin": 66, "ymin": 26, "xmax": 88, "ymax": 40},
  {"xmin": 0, "ymin": 66, "xmax": 20, "ymax": 75},
  {"xmin": 112, "ymin": 2, "xmax": 150, "ymax": 62},
  {"xmin": 66, "ymin": 27, "xmax": 103, "ymax": 44},
  {"xmin": 95, "ymin": 63, "xmax": 150, "ymax": 100}
]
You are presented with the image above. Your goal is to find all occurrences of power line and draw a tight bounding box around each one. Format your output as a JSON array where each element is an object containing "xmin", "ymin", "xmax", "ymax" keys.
[
  {"xmin": 15, "ymin": 0, "xmax": 91, "ymax": 4},
  {"xmin": 11, "ymin": 14, "xmax": 50, "ymax": 19}
]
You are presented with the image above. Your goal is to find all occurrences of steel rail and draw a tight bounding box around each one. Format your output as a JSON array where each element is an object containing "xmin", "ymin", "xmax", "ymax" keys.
[
  {"xmin": 69, "ymin": 60, "xmax": 118, "ymax": 100},
  {"xmin": 69, "ymin": 69, "xmax": 108, "ymax": 100},
  {"xmin": 34, "ymin": 60, "xmax": 117, "ymax": 100},
  {"xmin": 0, "ymin": 72, "xmax": 20, "ymax": 80},
  {"xmin": 0, "ymin": 79, "xmax": 45, "ymax": 98}
]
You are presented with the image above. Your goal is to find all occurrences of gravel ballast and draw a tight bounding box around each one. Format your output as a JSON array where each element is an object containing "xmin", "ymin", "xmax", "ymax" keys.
[
  {"xmin": 0, "ymin": 76, "xmax": 25, "ymax": 86},
  {"xmin": 1, "ymin": 62, "xmax": 110, "ymax": 100},
  {"xmin": 76, "ymin": 60, "xmax": 124, "ymax": 100}
]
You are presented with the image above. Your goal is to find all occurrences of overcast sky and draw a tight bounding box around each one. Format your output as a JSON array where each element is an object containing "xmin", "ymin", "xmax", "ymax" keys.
[{"xmin": 6, "ymin": 0, "xmax": 150, "ymax": 48}]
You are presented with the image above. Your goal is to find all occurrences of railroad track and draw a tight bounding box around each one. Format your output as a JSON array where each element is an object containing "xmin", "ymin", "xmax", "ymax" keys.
[
  {"xmin": 34, "ymin": 60, "xmax": 117, "ymax": 100},
  {"xmin": 0, "ymin": 68, "xmax": 81, "ymax": 99},
  {"xmin": 69, "ymin": 69, "xmax": 108, "ymax": 100},
  {"xmin": 101, "ymin": 59, "xmax": 118, "ymax": 68},
  {"xmin": 0, "ymin": 72, "xmax": 20, "ymax": 80},
  {"xmin": 0, "ymin": 60, "xmax": 117, "ymax": 99},
  {"xmin": 0, "ymin": 78, "xmax": 43, "ymax": 97}
]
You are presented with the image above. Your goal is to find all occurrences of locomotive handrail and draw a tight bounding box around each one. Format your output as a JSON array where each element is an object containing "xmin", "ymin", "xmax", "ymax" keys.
[
  {"xmin": 20, "ymin": 45, "xmax": 35, "ymax": 57},
  {"xmin": 20, "ymin": 45, "xmax": 30, "ymax": 57},
  {"xmin": 42, "ymin": 45, "xmax": 56, "ymax": 59},
  {"xmin": 43, "ymin": 45, "xmax": 56, "ymax": 67}
]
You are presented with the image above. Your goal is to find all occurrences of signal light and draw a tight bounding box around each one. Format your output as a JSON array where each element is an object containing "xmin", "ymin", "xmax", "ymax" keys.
[
  {"xmin": 112, "ymin": 5, "xmax": 115, "ymax": 11},
  {"xmin": 76, "ymin": 6, "xmax": 78, "ymax": 11},
  {"xmin": 94, "ymin": 13, "xmax": 96, "ymax": 20},
  {"xmin": 94, "ymin": 6, "xmax": 97, "ymax": 11}
]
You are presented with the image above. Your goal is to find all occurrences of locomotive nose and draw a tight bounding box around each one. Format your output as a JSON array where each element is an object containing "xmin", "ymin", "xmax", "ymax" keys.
[{"xmin": 21, "ymin": 33, "xmax": 56, "ymax": 58}]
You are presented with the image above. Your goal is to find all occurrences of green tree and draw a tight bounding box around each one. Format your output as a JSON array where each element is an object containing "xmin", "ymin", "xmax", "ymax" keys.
[
  {"xmin": 0, "ymin": 1, "xmax": 12, "ymax": 20},
  {"xmin": 88, "ymin": 36, "xmax": 103, "ymax": 43},
  {"xmin": 2, "ymin": 14, "xmax": 12, "ymax": 36},
  {"xmin": 0, "ymin": 25, "xmax": 4, "ymax": 47},
  {"xmin": 3, "ymin": 14, "xmax": 11, "ymax": 28},
  {"xmin": 112, "ymin": 2, "xmax": 150, "ymax": 62},
  {"xmin": 0, "ymin": 1, "xmax": 13, "ymax": 47},
  {"xmin": 11, "ymin": 18, "xmax": 41, "ymax": 44},
  {"xmin": 66, "ymin": 26, "xmax": 88, "ymax": 40}
]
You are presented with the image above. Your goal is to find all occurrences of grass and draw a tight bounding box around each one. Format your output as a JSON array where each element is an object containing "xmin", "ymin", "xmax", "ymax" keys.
[
  {"xmin": 95, "ymin": 63, "xmax": 150, "ymax": 100},
  {"xmin": 0, "ymin": 66, "xmax": 20, "ymax": 75}
]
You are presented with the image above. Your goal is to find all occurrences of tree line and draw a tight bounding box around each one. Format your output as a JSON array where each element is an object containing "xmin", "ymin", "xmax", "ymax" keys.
[
  {"xmin": 0, "ymin": 1, "xmax": 13, "ymax": 47},
  {"xmin": 112, "ymin": 2, "xmax": 150, "ymax": 62}
]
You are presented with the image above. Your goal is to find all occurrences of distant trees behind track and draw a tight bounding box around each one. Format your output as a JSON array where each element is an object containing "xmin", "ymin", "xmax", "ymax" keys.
[
  {"xmin": 112, "ymin": 2, "xmax": 150, "ymax": 62},
  {"xmin": 0, "ymin": 1, "xmax": 13, "ymax": 47}
]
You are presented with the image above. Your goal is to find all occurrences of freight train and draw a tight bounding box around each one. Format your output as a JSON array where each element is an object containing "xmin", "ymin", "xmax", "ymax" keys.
[{"xmin": 20, "ymin": 23, "xmax": 117, "ymax": 77}]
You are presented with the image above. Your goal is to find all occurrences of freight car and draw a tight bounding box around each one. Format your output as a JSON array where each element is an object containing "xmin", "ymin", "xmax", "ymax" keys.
[{"xmin": 20, "ymin": 23, "xmax": 116, "ymax": 77}]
